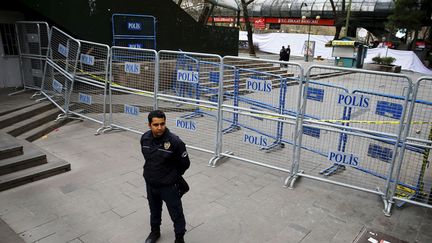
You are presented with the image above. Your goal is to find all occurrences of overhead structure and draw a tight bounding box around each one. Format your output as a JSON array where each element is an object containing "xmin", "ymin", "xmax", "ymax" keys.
[
  {"xmin": 206, "ymin": 0, "xmax": 239, "ymax": 11},
  {"xmin": 212, "ymin": 0, "xmax": 395, "ymax": 19}
]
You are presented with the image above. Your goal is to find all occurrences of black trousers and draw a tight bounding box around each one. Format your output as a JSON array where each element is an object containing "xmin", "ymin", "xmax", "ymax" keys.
[{"xmin": 146, "ymin": 183, "xmax": 186, "ymax": 234}]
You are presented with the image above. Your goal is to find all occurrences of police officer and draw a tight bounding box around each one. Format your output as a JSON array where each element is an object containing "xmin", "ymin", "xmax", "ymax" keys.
[{"xmin": 141, "ymin": 110, "xmax": 190, "ymax": 243}]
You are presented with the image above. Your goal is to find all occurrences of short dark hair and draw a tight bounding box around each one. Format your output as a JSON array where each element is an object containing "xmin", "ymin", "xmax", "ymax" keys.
[{"xmin": 148, "ymin": 110, "xmax": 166, "ymax": 124}]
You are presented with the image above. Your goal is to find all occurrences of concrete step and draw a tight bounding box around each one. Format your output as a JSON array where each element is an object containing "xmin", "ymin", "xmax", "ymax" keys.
[
  {"xmin": 0, "ymin": 102, "xmax": 36, "ymax": 117},
  {"xmin": 0, "ymin": 135, "xmax": 70, "ymax": 191},
  {"xmin": 3, "ymin": 108, "xmax": 62, "ymax": 137},
  {"xmin": 0, "ymin": 159, "xmax": 70, "ymax": 191},
  {"xmin": 0, "ymin": 101, "xmax": 55, "ymax": 129},
  {"xmin": 0, "ymin": 146, "xmax": 47, "ymax": 176},
  {"xmin": 16, "ymin": 118, "xmax": 72, "ymax": 142},
  {"xmin": 0, "ymin": 132, "xmax": 47, "ymax": 176},
  {"xmin": 0, "ymin": 132, "xmax": 23, "ymax": 160}
]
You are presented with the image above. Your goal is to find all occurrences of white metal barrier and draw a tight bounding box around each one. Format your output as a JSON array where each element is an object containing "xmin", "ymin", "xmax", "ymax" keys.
[
  {"xmin": 210, "ymin": 56, "xmax": 304, "ymax": 173},
  {"xmin": 13, "ymin": 21, "xmax": 50, "ymax": 96},
  {"xmin": 390, "ymin": 77, "xmax": 432, "ymax": 210},
  {"xmin": 107, "ymin": 46, "xmax": 157, "ymax": 134},
  {"xmin": 287, "ymin": 65, "xmax": 413, "ymax": 216},
  {"xmin": 69, "ymin": 39, "xmax": 110, "ymax": 131},
  {"xmin": 157, "ymin": 50, "xmax": 222, "ymax": 154},
  {"xmin": 40, "ymin": 26, "xmax": 81, "ymax": 119}
]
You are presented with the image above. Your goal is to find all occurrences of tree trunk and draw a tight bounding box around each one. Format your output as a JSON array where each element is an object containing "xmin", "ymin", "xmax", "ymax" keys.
[
  {"xmin": 241, "ymin": 0, "xmax": 256, "ymax": 56},
  {"xmin": 334, "ymin": 25, "xmax": 342, "ymax": 39},
  {"xmin": 411, "ymin": 29, "xmax": 419, "ymax": 51}
]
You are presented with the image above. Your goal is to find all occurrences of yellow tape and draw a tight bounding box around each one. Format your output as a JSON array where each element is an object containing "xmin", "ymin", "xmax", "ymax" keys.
[
  {"xmin": 71, "ymin": 67, "xmax": 432, "ymax": 125},
  {"xmin": 395, "ymin": 184, "xmax": 416, "ymax": 199},
  {"xmin": 317, "ymin": 120, "xmax": 432, "ymax": 125}
]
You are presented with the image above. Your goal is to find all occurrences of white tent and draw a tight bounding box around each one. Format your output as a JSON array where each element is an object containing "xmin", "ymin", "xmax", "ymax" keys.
[
  {"xmin": 240, "ymin": 31, "xmax": 334, "ymax": 59},
  {"xmin": 240, "ymin": 31, "xmax": 432, "ymax": 75}
]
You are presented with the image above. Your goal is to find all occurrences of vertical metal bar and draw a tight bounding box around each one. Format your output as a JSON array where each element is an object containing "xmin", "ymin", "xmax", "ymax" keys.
[
  {"xmin": 383, "ymin": 78, "xmax": 415, "ymax": 215},
  {"xmin": 15, "ymin": 23, "xmax": 26, "ymax": 90},
  {"xmin": 154, "ymin": 50, "xmax": 159, "ymax": 109},
  {"xmin": 287, "ymin": 65, "xmax": 307, "ymax": 187},
  {"xmin": 214, "ymin": 57, "xmax": 225, "ymax": 160}
]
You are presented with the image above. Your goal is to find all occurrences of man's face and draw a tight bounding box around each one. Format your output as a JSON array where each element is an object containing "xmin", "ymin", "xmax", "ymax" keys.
[{"xmin": 149, "ymin": 117, "xmax": 166, "ymax": 138}]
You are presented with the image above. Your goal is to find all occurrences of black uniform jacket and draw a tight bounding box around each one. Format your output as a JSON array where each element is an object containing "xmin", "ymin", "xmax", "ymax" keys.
[{"xmin": 141, "ymin": 128, "xmax": 190, "ymax": 187}]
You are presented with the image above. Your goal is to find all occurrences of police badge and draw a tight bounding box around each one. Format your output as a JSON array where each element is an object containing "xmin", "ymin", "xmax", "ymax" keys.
[{"xmin": 164, "ymin": 141, "xmax": 171, "ymax": 150}]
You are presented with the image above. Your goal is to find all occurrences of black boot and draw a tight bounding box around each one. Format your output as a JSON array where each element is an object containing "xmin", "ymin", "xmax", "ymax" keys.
[
  {"xmin": 145, "ymin": 227, "xmax": 160, "ymax": 243},
  {"xmin": 174, "ymin": 233, "xmax": 185, "ymax": 243}
]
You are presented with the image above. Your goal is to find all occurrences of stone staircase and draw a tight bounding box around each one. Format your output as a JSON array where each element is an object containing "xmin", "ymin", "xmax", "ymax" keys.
[{"xmin": 0, "ymin": 100, "xmax": 72, "ymax": 191}]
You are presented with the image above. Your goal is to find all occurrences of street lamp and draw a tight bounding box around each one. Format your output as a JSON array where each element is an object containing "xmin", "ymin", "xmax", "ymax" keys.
[{"xmin": 302, "ymin": 15, "xmax": 320, "ymax": 62}]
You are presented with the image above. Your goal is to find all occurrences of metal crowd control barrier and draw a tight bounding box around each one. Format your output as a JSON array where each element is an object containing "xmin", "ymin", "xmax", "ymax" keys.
[
  {"xmin": 157, "ymin": 50, "xmax": 221, "ymax": 154},
  {"xmin": 112, "ymin": 14, "xmax": 157, "ymax": 50},
  {"xmin": 286, "ymin": 65, "xmax": 413, "ymax": 216},
  {"xmin": 13, "ymin": 21, "xmax": 50, "ymax": 96},
  {"xmin": 107, "ymin": 46, "xmax": 157, "ymax": 134},
  {"xmin": 389, "ymin": 76, "xmax": 432, "ymax": 210},
  {"xmin": 210, "ymin": 56, "xmax": 303, "ymax": 173},
  {"xmin": 68, "ymin": 39, "xmax": 110, "ymax": 132},
  {"xmin": 40, "ymin": 26, "xmax": 81, "ymax": 119}
]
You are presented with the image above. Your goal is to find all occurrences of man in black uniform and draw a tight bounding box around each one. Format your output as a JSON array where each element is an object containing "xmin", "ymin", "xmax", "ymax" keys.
[{"xmin": 141, "ymin": 110, "xmax": 190, "ymax": 243}]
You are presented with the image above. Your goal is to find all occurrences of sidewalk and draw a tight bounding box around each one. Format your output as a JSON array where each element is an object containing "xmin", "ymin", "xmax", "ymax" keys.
[{"xmin": 0, "ymin": 118, "xmax": 431, "ymax": 243}]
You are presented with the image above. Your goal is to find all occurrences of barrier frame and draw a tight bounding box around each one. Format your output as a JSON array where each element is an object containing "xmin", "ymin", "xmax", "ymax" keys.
[
  {"xmin": 286, "ymin": 65, "xmax": 413, "ymax": 216},
  {"xmin": 11, "ymin": 21, "xmax": 50, "ymax": 97},
  {"xmin": 70, "ymin": 39, "xmax": 111, "ymax": 133},
  {"xmin": 157, "ymin": 50, "xmax": 222, "ymax": 154},
  {"xmin": 388, "ymin": 76, "xmax": 432, "ymax": 210},
  {"xmin": 210, "ymin": 56, "xmax": 304, "ymax": 174}
]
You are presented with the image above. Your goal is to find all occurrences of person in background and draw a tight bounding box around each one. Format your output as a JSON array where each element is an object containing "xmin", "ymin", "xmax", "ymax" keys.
[
  {"xmin": 285, "ymin": 45, "xmax": 291, "ymax": 62},
  {"xmin": 279, "ymin": 46, "xmax": 288, "ymax": 67},
  {"xmin": 141, "ymin": 110, "xmax": 191, "ymax": 243}
]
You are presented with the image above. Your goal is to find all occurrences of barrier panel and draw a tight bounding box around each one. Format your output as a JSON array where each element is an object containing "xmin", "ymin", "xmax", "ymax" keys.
[
  {"xmin": 390, "ymin": 77, "xmax": 432, "ymax": 209},
  {"xmin": 112, "ymin": 14, "xmax": 157, "ymax": 50},
  {"xmin": 108, "ymin": 46, "xmax": 157, "ymax": 133},
  {"xmin": 15, "ymin": 21, "xmax": 50, "ymax": 92},
  {"xmin": 210, "ymin": 56, "xmax": 303, "ymax": 173},
  {"xmin": 288, "ymin": 65, "xmax": 413, "ymax": 215},
  {"xmin": 68, "ymin": 40, "xmax": 110, "ymax": 129},
  {"xmin": 157, "ymin": 50, "xmax": 221, "ymax": 154},
  {"xmin": 40, "ymin": 26, "xmax": 80, "ymax": 116}
]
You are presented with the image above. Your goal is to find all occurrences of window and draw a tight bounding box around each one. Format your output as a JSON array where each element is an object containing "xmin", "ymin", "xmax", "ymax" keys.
[{"xmin": 0, "ymin": 23, "xmax": 19, "ymax": 56}]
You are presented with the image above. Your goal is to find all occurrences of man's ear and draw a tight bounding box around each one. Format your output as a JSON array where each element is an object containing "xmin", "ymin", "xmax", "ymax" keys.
[{"xmin": 148, "ymin": 123, "xmax": 152, "ymax": 128}]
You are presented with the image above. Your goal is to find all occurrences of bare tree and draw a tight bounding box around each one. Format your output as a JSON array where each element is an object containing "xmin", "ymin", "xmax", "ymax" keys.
[
  {"xmin": 241, "ymin": 0, "xmax": 256, "ymax": 56},
  {"xmin": 329, "ymin": 0, "xmax": 345, "ymax": 39}
]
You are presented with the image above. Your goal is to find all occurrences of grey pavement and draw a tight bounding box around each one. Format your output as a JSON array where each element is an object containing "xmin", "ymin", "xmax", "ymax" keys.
[{"xmin": 0, "ymin": 118, "xmax": 431, "ymax": 243}]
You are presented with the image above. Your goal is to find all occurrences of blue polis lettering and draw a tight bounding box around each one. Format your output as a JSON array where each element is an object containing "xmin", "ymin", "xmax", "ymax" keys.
[
  {"xmin": 79, "ymin": 93, "xmax": 92, "ymax": 105},
  {"xmin": 124, "ymin": 63, "xmax": 140, "ymax": 74},
  {"xmin": 337, "ymin": 94, "xmax": 369, "ymax": 108},
  {"xmin": 177, "ymin": 70, "xmax": 199, "ymax": 83},
  {"xmin": 328, "ymin": 151, "xmax": 359, "ymax": 166},
  {"xmin": 128, "ymin": 43, "xmax": 143, "ymax": 48},
  {"xmin": 58, "ymin": 44, "xmax": 69, "ymax": 57},
  {"xmin": 176, "ymin": 119, "xmax": 197, "ymax": 131},
  {"xmin": 243, "ymin": 133, "xmax": 268, "ymax": 147},
  {"xmin": 127, "ymin": 22, "xmax": 142, "ymax": 31},
  {"xmin": 52, "ymin": 79, "xmax": 63, "ymax": 93},
  {"xmin": 80, "ymin": 54, "xmax": 94, "ymax": 66},
  {"xmin": 124, "ymin": 105, "xmax": 139, "ymax": 116},
  {"xmin": 246, "ymin": 78, "xmax": 272, "ymax": 92}
]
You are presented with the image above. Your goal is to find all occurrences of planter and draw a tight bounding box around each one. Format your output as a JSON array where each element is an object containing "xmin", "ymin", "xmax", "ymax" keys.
[{"xmin": 364, "ymin": 63, "xmax": 401, "ymax": 73}]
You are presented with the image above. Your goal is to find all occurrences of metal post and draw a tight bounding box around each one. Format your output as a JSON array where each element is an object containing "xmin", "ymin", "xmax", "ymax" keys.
[{"xmin": 306, "ymin": 22, "xmax": 311, "ymax": 62}]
